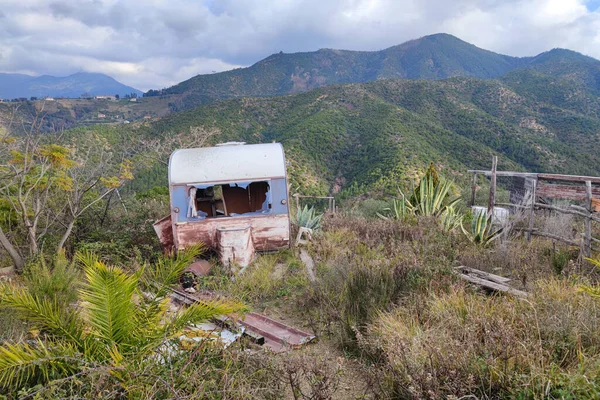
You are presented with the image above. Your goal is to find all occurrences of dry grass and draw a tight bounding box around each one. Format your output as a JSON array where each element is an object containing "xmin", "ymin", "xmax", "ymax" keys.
[{"xmin": 364, "ymin": 279, "xmax": 600, "ymax": 399}]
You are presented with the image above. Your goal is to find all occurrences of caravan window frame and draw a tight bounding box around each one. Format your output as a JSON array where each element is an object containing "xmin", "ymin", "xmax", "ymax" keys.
[{"xmin": 185, "ymin": 180, "xmax": 273, "ymax": 220}]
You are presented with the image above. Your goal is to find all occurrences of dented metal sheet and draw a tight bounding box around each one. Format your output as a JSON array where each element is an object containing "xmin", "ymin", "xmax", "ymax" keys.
[
  {"xmin": 153, "ymin": 215, "xmax": 174, "ymax": 251},
  {"xmin": 169, "ymin": 143, "xmax": 286, "ymax": 185}
]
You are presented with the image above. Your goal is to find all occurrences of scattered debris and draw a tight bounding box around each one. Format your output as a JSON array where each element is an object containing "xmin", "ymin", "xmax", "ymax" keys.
[
  {"xmin": 170, "ymin": 287, "xmax": 315, "ymax": 352},
  {"xmin": 456, "ymin": 266, "xmax": 528, "ymax": 297},
  {"xmin": 179, "ymin": 322, "xmax": 243, "ymax": 349},
  {"xmin": 299, "ymin": 248, "xmax": 316, "ymax": 282},
  {"xmin": 295, "ymin": 227, "xmax": 313, "ymax": 246}
]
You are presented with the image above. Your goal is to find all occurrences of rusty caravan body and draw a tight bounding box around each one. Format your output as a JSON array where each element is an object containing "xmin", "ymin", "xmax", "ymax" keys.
[{"xmin": 154, "ymin": 143, "xmax": 291, "ymax": 268}]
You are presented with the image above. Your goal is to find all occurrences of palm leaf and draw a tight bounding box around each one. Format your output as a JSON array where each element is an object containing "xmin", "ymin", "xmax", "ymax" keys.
[
  {"xmin": 0, "ymin": 340, "xmax": 80, "ymax": 389},
  {"xmin": 0, "ymin": 285, "xmax": 84, "ymax": 346},
  {"xmin": 77, "ymin": 254, "xmax": 139, "ymax": 349}
]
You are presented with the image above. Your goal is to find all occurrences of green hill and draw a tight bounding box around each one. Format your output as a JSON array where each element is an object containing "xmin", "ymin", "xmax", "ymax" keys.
[{"xmin": 134, "ymin": 75, "xmax": 600, "ymax": 196}]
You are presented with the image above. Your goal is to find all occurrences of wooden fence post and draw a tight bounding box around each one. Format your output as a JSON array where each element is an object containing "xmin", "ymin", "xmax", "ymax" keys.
[
  {"xmin": 527, "ymin": 178, "xmax": 537, "ymax": 241},
  {"xmin": 585, "ymin": 180, "xmax": 592, "ymax": 258},
  {"xmin": 487, "ymin": 157, "xmax": 497, "ymax": 217},
  {"xmin": 470, "ymin": 173, "xmax": 477, "ymax": 207}
]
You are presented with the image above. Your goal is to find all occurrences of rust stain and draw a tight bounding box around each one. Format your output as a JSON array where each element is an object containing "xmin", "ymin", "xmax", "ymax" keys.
[
  {"xmin": 174, "ymin": 214, "xmax": 290, "ymax": 252},
  {"xmin": 153, "ymin": 215, "xmax": 174, "ymax": 252}
]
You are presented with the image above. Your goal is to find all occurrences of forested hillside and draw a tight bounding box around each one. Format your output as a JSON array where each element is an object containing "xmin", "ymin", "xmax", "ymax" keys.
[{"xmin": 133, "ymin": 75, "xmax": 600, "ymax": 196}]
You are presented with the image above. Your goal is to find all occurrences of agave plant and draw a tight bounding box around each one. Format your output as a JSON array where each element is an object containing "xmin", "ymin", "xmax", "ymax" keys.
[
  {"xmin": 379, "ymin": 175, "xmax": 460, "ymax": 221},
  {"xmin": 461, "ymin": 211, "xmax": 503, "ymax": 246},
  {"xmin": 0, "ymin": 247, "xmax": 245, "ymax": 392},
  {"xmin": 294, "ymin": 205, "xmax": 323, "ymax": 230},
  {"xmin": 377, "ymin": 192, "xmax": 412, "ymax": 221},
  {"xmin": 440, "ymin": 206, "xmax": 464, "ymax": 232}
]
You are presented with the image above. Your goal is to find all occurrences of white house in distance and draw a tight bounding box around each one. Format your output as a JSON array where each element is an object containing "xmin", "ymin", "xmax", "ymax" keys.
[{"xmin": 95, "ymin": 95, "xmax": 116, "ymax": 100}]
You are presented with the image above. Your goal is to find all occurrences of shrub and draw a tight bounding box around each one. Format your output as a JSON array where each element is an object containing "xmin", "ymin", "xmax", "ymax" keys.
[
  {"xmin": 22, "ymin": 251, "xmax": 79, "ymax": 307},
  {"xmin": 364, "ymin": 279, "xmax": 600, "ymax": 399},
  {"xmin": 0, "ymin": 249, "xmax": 245, "ymax": 395}
]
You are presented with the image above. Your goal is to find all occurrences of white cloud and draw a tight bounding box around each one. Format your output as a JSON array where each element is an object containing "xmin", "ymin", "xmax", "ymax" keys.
[{"xmin": 0, "ymin": 0, "xmax": 599, "ymax": 90}]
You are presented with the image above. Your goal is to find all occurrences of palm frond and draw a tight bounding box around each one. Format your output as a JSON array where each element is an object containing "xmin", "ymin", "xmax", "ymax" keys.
[
  {"xmin": 0, "ymin": 340, "xmax": 80, "ymax": 389},
  {"xmin": 142, "ymin": 245, "xmax": 204, "ymax": 300},
  {"xmin": 78, "ymin": 255, "xmax": 139, "ymax": 348},
  {"xmin": 0, "ymin": 285, "xmax": 84, "ymax": 346}
]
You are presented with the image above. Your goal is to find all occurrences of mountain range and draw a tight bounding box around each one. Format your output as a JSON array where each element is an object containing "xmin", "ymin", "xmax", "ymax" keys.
[
  {"xmin": 149, "ymin": 33, "xmax": 600, "ymax": 112},
  {"xmin": 2, "ymin": 33, "xmax": 600, "ymax": 196},
  {"xmin": 0, "ymin": 72, "xmax": 143, "ymax": 99}
]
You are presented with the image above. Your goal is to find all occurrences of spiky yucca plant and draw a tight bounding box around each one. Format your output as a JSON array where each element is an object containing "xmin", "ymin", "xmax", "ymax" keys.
[
  {"xmin": 379, "ymin": 175, "xmax": 460, "ymax": 220},
  {"xmin": 461, "ymin": 211, "xmax": 503, "ymax": 246},
  {"xmin": 0, "ymin": 247, "xmax": 245, "ymax": 392},
  {"xmin": 294, "ymin": 205, "xmax": 323, "ymax": 230}
]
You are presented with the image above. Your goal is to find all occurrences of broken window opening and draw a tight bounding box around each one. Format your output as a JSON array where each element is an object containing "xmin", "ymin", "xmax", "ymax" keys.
[{"xmin": 187, "ymin": 181, "xmax": 271, "ymax": 220}]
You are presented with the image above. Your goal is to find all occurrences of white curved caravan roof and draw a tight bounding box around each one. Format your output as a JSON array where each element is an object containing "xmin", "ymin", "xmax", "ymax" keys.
[{"xmin": 169, "ymin": 143, "xmax": 287, "ymax": 185}]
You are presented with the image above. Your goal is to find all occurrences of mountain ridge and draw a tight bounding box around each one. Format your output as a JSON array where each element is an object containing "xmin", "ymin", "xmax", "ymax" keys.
[
  {"xmin": 148, "ymin": 33, "xmax": 600, "ymax": 113},
  {"xmin": 0, "ymin": 72, "xmax": 143, "ymax": 99}
]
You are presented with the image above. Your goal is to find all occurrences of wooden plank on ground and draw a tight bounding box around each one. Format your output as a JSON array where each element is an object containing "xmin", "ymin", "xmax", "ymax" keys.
[
  {"xmin": 455, "ymin": 266, "xmax": 512, "ymax": 284},
  {"xmin": 458, "ymin": 273, "xmax": 529, "ymax": 298}
]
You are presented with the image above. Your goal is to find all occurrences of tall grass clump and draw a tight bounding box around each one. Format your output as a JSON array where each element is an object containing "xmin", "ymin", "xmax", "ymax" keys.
[
  {"xmin": 364, "ymin": 279, "xmax": 600, "ymax": 399},
  {"xmin": 301, "ymin": 214, "xmax": 457, "ymax": 351}
]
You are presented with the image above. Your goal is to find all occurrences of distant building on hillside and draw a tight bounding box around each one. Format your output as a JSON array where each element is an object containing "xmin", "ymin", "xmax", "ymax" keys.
[
  {"xmin": 129, "ymin": 98, "xmax": 137, "ymax": 102},
  {"xmin": 143, "ymin": 115, "xmax": 151, "ymax": 119},
  {"xmin": 95, "ymin": 95, "xmax": 116, "ymax": 100},
  {"xmin": 97, "ymin": 113, "xmax": 106, "ymax": 119},
  {"xmin": 44, "ymin": 97, "xmax": 55, "ymax": 101}
]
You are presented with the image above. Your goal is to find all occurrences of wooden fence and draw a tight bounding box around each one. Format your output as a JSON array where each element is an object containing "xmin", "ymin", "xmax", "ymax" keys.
[{"xmin": 469, "ymin": 159, "xmax": 600, "ymax": 257}]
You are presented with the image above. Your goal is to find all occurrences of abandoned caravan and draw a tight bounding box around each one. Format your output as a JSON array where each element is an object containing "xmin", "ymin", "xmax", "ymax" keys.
[{"xmin": 154, "ymin": 142, "xmax": 291, "ymax": 268}]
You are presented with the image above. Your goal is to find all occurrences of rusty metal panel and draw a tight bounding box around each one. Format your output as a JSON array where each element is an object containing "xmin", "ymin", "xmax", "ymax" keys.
[
  {"xmin": 153, "ymin": 215, "xmax": 174, "ymax": 252},
  {"xmin": 537, "ymin": 182, "xmax": 600, "ymax": 200},
  {"xmin": 175, "ymin": 214, "xmax": 290, "ymax": 252},
  {"xmin": 169, "ymin": 143, "xmax": 286, "ymax": 185},
  {"xmin": 217, "ymin": 226, "xmax": 255, "ymax": 268}
]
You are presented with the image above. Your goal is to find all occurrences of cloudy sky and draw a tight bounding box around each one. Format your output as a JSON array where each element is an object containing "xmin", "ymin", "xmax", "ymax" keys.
[{"xmin": 1, "ymin": 0, "xmax": 599, "ymax": 91}]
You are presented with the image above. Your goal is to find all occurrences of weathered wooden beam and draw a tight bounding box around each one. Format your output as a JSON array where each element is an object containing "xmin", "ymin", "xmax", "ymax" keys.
[
  {"xmin": 531, "ymin": 231, "xmax": 581, "ymax": 247},
  {"xmin": 467, "ymin": 170, "xmax": 538, "ymax": 178},
  {"xmin": 488, "ymin": 157, "xmax": 497, "ymax": 216},
  {"xmin": 455, "ymin": 266, "xmax": 512, "ymax": 284},
  {"xmin": 470, "ymin": 172, "xmax": 477, "ymax": 207},
  {"xmin": 538, "ymin": 174, "xmax": 600, "ymax": 184},
  {"xmin": 458, "ymin": 273, "xmax": 528, "ymax": 297},
  {"xmin": 585, "ymin": 181, "xmax": 593, "ymax": 257},
  {"xmin": 527, "ymin": 179, "xmax": 537, "ymax": 242},
  {"xmin": 537, "ymin": 182, "xmax": 600, "ymax": 200}
]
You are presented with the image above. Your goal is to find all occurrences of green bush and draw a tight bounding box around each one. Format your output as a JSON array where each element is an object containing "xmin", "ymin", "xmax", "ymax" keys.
[{"xmin": 23, "ymin": 251, "xmax": 79, "ymax": 307}]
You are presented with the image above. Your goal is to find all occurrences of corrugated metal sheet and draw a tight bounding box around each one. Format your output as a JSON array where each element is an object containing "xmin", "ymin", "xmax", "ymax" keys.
[{"xmin": 169, "ymin": 143, "xmax": 286, "ymax": 185}]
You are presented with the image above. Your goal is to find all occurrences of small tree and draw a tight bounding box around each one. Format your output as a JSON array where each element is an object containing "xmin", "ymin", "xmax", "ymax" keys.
[{"xmin": 0, "ymin": 129, "xmax": 133, "ymax": 269}]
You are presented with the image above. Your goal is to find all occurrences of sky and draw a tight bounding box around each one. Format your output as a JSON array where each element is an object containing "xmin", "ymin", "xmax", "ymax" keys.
[{"xmin": 0, "ymin": 0, "xmax": 599, "ymax": 91}]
